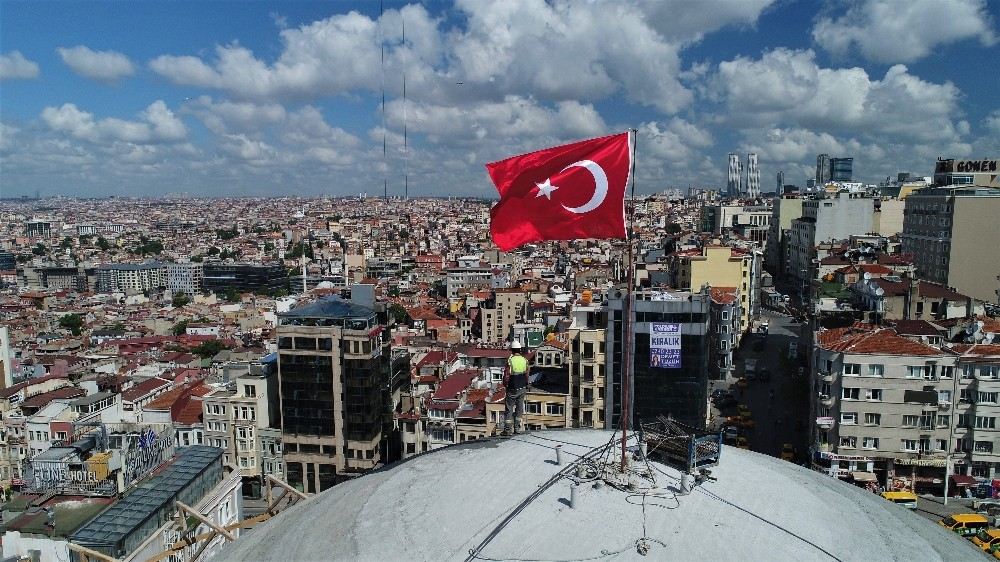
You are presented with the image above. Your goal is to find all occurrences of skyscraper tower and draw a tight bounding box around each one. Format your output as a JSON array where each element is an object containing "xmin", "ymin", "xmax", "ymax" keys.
[
  {"xmin": 727, "ymin": 153, "xmax": 741, "ymax": 197},
  {"xmin": 816, "ymin": 154, "xmax": 831, "ymax": 184},
  {"xmin": 776, "ymin": 170, "xmax": 785, "ymax": 193},
  {"xmin": 746, "ymin": 153, "xmax": 760, "ymax": 198}
]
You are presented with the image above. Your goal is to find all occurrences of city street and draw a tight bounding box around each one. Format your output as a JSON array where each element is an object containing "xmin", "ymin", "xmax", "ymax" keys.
[{"xmin": 713, "ymin": 310, "xmax": 811, "ymax": 463}]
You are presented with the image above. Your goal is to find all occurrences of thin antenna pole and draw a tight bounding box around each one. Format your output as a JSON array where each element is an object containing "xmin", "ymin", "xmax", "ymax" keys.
[
  {"xmin": 380, "ymin": 0, "xmax": 388, "ymax": 203},
  {"xmin": 621, "ymin": 128, "xmax": 638, "ymax": 472},
  {"xmin": 402, "ymin": 13, "xmax": 409, "ymax": 201}
]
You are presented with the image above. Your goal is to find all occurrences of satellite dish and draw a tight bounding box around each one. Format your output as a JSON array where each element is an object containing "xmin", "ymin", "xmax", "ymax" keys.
[
  {"xmin": 863, "ymin": 272, "xmax": 872, "ymax": 281},
  {"xmin": 875, "ymin": 287, "xmax": 884, "ymax": 297}
]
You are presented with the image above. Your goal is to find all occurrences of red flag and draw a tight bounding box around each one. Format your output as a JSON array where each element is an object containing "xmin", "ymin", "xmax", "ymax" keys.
[{"xmin": 486, "ymin": 132, "xmax": 631, "ymax": 252}]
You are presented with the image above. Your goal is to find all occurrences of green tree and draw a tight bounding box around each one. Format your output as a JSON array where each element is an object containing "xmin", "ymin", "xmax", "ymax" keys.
[
  {"xmin": 171, "ymin": 319, "xmax": 189, "ymax": 336},
  {"xmin": 97, "ymin": 237, "xmax": 112, "ymax": 251},
  {"xmin": 109, "ymin": 322, "xmax": 126, "ymax": 332},
  {"xmin": 32, "ymin": 243, "xmax": 48, "ymax": 256},
  {"xmin": 263, "ymin": 242, "xmax": 275, "ymax": 252},
  {"xmin": 665, "ymin": 223, "xmax": 682, "ymax": 234},
  {"xmin": 192, "ymin": 339, "xmax": 228, "ymax": 359},
  {"xmin": 388, "ymin": 304, "xmax": 411, "ymax": 325},
  {"xmin": 16, "ymin": 254, "xmax": 31, "ymax": 263},
  {"xmin": 216, "ymin": 228, "xmax": 239, "ymax": 241},
  {"xmin": 79, "ymin": 234, "xmax": 93, "ymax": 244},
  {"xmin": 60, "ymin": 237, "xmax": 74, "ymax": 250},
  {"xmin": 172, "ymin": 293, "xmax": 190, "ymax": 308},
  {"xmin": 190, "ymin": 254, "xmax": 204, "ymax": 263},
  {"xmin": 223, "ymin": 287, "xmax": 240, "ymax": 303},
  {"xmin": 59, "ymin": 313, "xmax": 84, "ymax": 336},
  {"xmin": 207, "ymin": 246, "xmax": 221, "ymax": 256}
]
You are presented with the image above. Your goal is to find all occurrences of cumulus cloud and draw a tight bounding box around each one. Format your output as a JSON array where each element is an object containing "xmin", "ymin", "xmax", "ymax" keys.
[
  {"xmin": 57, "ymin": 46, "xmax": 135, "ymax": 82},
  {"xmin": 41, "ymin": 100, "xmax": 187, "ymax": 144},
  {"xmin": 813, "ymin": 0, "xmax": 997, "ymax": 63},
  {"xmin": 713, "ymin": 49, "xmax": 965, "ymax": 143},
  {"xmin": 986, "ymin": 110, "xmax": 1000, "ymax": 135},
  {"xmin": 0, "ymin": 51, "xmax": 40, "ymax": 80}
]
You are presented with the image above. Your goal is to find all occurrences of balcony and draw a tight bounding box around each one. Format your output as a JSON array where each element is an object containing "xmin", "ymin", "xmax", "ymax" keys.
[
  {"xmin": 816, "ymin": 417, "xmax": 835, "ymax": 430},
  {"xmin": 819, "ymin": 394, "xmax": 835, "ymax": 408},
  {"xmin": 922, "ymin": 404, "xmax": 939, "ymax": 412},
  {"xmin": 820, "ymin": 372, "xmax": 835, "ymax": 383}
]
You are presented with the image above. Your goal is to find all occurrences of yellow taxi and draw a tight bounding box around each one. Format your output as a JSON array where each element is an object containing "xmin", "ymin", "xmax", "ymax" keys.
[
  {"xmin": 938, "ymin": 514, "xmax": 989, "ymax": 537},
  {"xmin": 879, "ymin": 491, "xmax": 917, "ymax": 510},
  {"xmin": 973, "ymin": 529, "xmax": 1000, "ymax": 553}
]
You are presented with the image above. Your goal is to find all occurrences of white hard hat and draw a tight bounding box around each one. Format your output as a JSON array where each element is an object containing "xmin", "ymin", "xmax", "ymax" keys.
[{"xmin": 511, "ymin": 341, "xmax": 522, "ymax": 350}]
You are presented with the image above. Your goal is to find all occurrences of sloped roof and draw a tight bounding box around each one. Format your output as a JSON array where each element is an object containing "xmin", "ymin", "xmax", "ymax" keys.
[{"xmin": 818, "ymin": 327, "xmax": 943, "ymax": 356}]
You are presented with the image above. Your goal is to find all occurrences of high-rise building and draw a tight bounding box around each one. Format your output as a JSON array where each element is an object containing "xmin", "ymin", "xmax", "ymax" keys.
[
  {"xmin": 776, "ymin": 170, "xmax": 785, "ymax": 193},
  {"xmin": 746, "ymin": 153, "xmax": 760, "ymax": 198},
  {"xmin": 605, "ymin": 289, "xmax": 711, "ymax": 429},
  {"xmin": 900, "ymin": 183, "xmax": 1000, "ymax": 302},
  {"xmin": 277, "ymin": 294, "xmax": 400, "ymax": 493},
  {"xmin": 816, "ymin": 154, "xmax": 831, "ymax": 184},
  {"xmin": 203, "ymin": 263, "xmax": 287, "ymax": 295},
  {"xmin": 830, "ymin": 157, "xmax": 853, "ymax": 182},
  {"xmin": 726, "ymin": 153, "xmax": 741, "ymax": 197},
  {"xmin": 165, "ymin": 262, "xmax": 204, "ymax": 296}
]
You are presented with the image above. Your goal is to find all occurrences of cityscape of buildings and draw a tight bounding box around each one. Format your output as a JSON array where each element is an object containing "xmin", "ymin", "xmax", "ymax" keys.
[{"xmin": 0, "ymin": 151, "xmax": 998, "ymax": 560}]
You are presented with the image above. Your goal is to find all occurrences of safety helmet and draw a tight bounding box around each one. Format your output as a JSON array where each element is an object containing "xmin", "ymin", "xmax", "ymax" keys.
[{"xmin": 511, "ymin": 341, "xmax": 522, "ymax": 351}]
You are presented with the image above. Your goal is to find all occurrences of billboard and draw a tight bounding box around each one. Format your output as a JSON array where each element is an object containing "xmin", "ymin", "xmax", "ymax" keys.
[{"xmin": 650, "ymin": 323, "xmax": 681, "ymax": 368}]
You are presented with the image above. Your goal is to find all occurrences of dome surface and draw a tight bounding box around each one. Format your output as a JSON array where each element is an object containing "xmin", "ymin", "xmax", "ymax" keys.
[{"xmin": 218, "ymin": 430, "xmax": 971, "ymax": 561}]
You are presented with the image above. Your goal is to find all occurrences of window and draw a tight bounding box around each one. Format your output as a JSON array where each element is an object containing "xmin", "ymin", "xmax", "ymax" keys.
[
  {"xmin": 962, "ymin": 364, "xmax": 975, "ymax": 379},
  {"xmin": 867, "ymin": 389, "xmax": 883, "ymax": 401},
  {"xmin": 524, "ymin": 402, "xmax": 541, "ymax": 414},
  {"xmin": 843, "ymin": 363, "xmax": 861, "ymax": 376},
  {"xmin": 961, "ymin": 388, "xmax": 974, "ymax": 403},
  {"xmin": 938, "ymin": 390, "xmax": 952, "ymax": 404},
  {"xmin": 959, "ymin": 414, "xmax": 972, "ymax": 428},
  {"xmin": 839, "ymin": 436, "xmax": 857, "ymax": 448},
  {"xmin": 902, "ymin": 439, "xmax": 919, "ymax": 452},
  {"xmin": 867, "ymin": 364, "xmax": 884, "ymax": 377},
  {"xmin": 842, "ymin": 387, "xmax": 860, "ymax": 400},
  {"xmin": 936, "ymin": 439, "xmax": 947, "ymax": 452},
  {"xmin": 545, "ymin": 403, "xmax": 565, "ymax": 416},
  {"xmin": 906, "ymin": 366, "xmax": 925, "ymax": 379},
  {"xmin": 940, "ymin": 366, "xmax": 954, "ymax": 379},
  {"xmin": 841, "ymin": 412, "xmax": 858, "ymax": 425},
  {"xmin": 862, "ymin": 437, "xmax": 879, "ymax": 450},
  {"xmin": 864, "ymin": 413, "xmax": 881, "ymax": 426},
  {"xmin": 902, "ymin": 415, "xmax": 919, "ymax": 427},
  {"xmin": 244, "ymin": 385, "xmax": 256, "ymax": 397},
  {"xmin": 979, "ymin": 392, "xmax": 999, "ymax": 404},
  {"xmin": 976, "ymin": 441, "xmax": 994, "ymax": 454},
  {"xmin": 982, "ymin": 366, "xmax": 1000, "ymax": 380},
  {"xmin": 937, "ymin": 415, "xmax": 950, "ymax": 428},
  {"xmin": 976, "ymin": 417, "xmax": 997, "ymax": 429}
]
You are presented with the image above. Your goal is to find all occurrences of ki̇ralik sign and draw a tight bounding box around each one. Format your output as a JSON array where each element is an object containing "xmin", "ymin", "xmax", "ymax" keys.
[{"xmin": 650, "ymin": 323, "xmax": 681, "ymax": 369}]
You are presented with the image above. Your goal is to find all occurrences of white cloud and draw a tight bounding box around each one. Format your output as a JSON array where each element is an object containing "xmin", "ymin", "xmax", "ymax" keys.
[
  {"xmin": 637, "ymin": 0, "xmax": 775, "ymax": 43},
  {"xmin": 714, "ymin": 49, "xmax": 965, "ymax": 143},
  {"xmin": 986, "ymin": 110, "xmax": 1000, "ymax": 136},
  {"xmin": 57, "ymin": 46, "xmax": 135, "ymax": 83},
  {"xmin": 0, "ymin": 51, "xmax": 40, "ymax": 80},
  {"xmin": 41, "ymin": 100, "xmax": 187, "ymax": 144},
  {"xmin": 813, "ymin": 0, "xmax": 997, "ymax": 63}
]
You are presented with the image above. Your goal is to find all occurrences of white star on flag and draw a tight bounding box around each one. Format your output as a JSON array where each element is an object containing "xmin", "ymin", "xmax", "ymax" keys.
[{"xmin": 534, "ymin": 178, "xmax": 559, "ymax": 199}]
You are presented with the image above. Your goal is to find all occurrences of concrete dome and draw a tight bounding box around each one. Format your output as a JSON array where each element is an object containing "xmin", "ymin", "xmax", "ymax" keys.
[{"xmin": 218, "ymin": 430, "xmax": 970, "ymax": 561}]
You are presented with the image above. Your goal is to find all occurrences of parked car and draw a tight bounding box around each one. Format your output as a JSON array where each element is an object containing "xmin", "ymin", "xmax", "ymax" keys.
[
  {"xmin": 724, "ymin": 426, "xmax": 739, "ymax": 442},
  {"xmin": 780, "ymin": 443, "xmax": 795, "ymax": 461}
]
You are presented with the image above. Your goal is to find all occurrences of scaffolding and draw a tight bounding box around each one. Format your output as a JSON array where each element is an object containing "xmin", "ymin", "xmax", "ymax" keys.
[{"xmin": 640, "ymin": 415, "xmax": 722, "ymax": 473}]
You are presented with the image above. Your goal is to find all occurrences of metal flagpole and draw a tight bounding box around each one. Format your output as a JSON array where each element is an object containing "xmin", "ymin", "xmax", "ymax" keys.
[{"xmin": 621, "ymin": 128, "xmax": 638, "ymax": 472}]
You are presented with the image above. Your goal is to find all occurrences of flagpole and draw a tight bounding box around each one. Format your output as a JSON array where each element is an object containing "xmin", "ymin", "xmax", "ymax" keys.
[{"xmin": 621, "ymin": 128, "xmax": 638, "ymax": 472}]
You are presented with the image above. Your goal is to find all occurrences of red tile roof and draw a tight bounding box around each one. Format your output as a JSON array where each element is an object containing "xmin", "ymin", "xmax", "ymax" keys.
[
  {"xmin": 432, "ymin": 369, "xmax": 480, "ymax": 401},
  {"xmin": 819, "ymin": 327, "xmax": 943, "ymax": 356},
  {"xmin": 20, "ymin": 386, "xmax": 85, "ymax": 409},
  {"xmin": 710, "ymin": 286, "xmax": 738, "ymax": 305},
  {"xmin": 891, "ymin": 320, "xmax": 944, "ymax": 337},
  {"xmin": 122, "ymin": 377, "xmax": 171, "ymax": 401},
  {"xmin": 952, "ymin": 344, "xmax": 1000, "ymax": 357},
  {"xmin": 174, "ymin": 398, "xmax": 205, "ymax": 425}
]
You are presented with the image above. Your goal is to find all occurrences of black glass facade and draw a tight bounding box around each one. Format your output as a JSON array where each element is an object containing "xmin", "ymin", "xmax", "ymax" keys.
[
  {"xmin": 279, "ymin": 353, "xmax": 335, "ymax": 436},
  {"xmin": 203, "ymin": 263, "xmax": 288, "ymax": 294}
]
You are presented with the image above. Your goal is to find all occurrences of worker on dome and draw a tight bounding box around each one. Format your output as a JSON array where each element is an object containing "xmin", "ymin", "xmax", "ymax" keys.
[{"xmin": 503, "ymin": 340, "xmax": 529, "ymax": 436}]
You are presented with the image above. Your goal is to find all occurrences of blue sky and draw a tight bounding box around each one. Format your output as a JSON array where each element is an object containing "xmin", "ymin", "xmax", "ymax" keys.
[{"xmin": 1, "ymin": 0, "xmax": 998, "ymax": 198}]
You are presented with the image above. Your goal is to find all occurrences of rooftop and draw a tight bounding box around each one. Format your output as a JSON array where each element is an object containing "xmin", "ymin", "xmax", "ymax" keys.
[
  {"xmin": 280, "ymin": 295, "xmax": 375, "ymax": 319},
  {"xmin": 216, "ymin": 430, "xmax": 967, "ymax": 562}
]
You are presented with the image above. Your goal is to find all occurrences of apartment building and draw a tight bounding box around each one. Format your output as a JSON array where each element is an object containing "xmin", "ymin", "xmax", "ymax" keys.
[
  {"xmin": 765, "ymin": 195, "xmax": 804, "ymax": 276},
  {"xmin": 567, "ymin": 300, "xmax": 608, "ymax": 429},
  {"xmin": 668, "ymin": 245, "xmax": 754, "ymax": 339},
  {"xmin": 165, "ymin": 262, "xmax": 204, "ymax": 296},
  {"xmin": 708, "ymin": 287, "xmax": 741, "ymax": 381},
  {"xmin": 446, "ymin": 256, "xmax": 493, "ymax": 298},
  {"xmin": 953, "ymin": 344, "xmax": 1000, "ymax": 480},
  {"xmin": 95, "ymin": 262, "xmax": 166, "ymax": 294},
  {"xmin": 900, "ymin": 184, "xmax": 1000, "ymax": 303},
  {"xmin": 811, "ymin": 326, "xmax": 958, "ymax": 491},
  {"xmin": 202, "ymin": 358, "xmax": 283, "ymax": 494},
  {"xmin": 479, "ymin": 289, "xmax": 529, "ymax": 344},
  {"xmin": 276, "ymin": 295, "xmax": 394, "ymax": 493}
]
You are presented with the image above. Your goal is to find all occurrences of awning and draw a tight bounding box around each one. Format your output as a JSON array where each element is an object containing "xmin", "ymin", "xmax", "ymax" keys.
[
  {"xmin": 851, "ymin": 471, "xmax": 878, "ymax": 482},
  {"xmin": 951, "ymin": 474, "xmax": 978, "ymax": 486}
]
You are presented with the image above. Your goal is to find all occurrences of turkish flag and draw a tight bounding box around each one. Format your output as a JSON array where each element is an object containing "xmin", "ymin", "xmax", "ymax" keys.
[{"xmin": 486, "ymin": 132, "xmax": 631, "ymax": 252}]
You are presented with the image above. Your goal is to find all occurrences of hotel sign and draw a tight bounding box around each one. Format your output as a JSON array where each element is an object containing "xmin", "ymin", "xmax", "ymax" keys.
[{"xmin": 122, "ymin": 427, "xmax": 175, "ymax": 490}]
